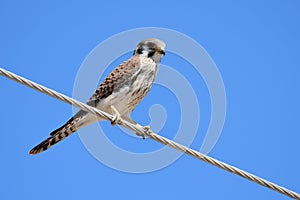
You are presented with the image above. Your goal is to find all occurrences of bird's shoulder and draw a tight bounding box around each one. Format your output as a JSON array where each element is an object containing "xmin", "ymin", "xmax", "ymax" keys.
[{"xmin": 87, "ymin": 55, "xmax": 141, "ymax": 106}]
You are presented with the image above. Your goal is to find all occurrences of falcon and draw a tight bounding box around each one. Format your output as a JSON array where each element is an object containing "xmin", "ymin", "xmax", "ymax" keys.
[{"xmin": 29, "ymin": 38, "xmax": 166, "ymax": 154}]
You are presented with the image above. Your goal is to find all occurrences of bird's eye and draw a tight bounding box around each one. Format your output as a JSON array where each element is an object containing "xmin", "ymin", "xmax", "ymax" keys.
[{"xmin": 160, "ymin": 50, "xmax": 166, "ymax": 56}]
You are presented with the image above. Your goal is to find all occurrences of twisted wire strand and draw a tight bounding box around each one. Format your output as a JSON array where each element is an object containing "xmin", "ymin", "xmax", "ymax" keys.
[{"xmin": 1, "ymin": 67, "xmax": 299, "ymax": 199}]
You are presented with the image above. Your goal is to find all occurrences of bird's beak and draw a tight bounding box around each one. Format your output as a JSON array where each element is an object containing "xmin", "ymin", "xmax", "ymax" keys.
[{"xmin": 159, "ymin": 49, "xmax": 166, "ymax": 56}]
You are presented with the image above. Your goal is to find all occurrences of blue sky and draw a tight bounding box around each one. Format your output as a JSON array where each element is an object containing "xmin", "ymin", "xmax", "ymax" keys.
[{"xmin": 1, "ymin": 1, "xmax": 300, "ymax": 199}]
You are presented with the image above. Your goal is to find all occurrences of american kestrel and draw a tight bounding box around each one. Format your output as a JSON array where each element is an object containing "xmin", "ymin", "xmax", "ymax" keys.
[{"xmin": 29, "ymin": 38, "xmax": 166, "ymax": 154}]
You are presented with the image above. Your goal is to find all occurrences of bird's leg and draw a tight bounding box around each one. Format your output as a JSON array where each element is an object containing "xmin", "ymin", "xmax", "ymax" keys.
[
  {"xmin": 122, "ymin": 115, "xmax": 150, "ymax": 139},
  {"xmin": 110, "ymin": 105, "xmax": 122, "ymax": 126}
]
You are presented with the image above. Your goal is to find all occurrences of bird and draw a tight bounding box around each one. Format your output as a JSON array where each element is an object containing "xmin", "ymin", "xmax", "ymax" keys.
[{"xmin": 29, "ymin": 38, "xmax": 166, "ymax": 155}]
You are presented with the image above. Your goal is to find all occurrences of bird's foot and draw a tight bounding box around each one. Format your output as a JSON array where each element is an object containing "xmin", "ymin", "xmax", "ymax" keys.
[
  {"xmin": 111, "ymin": 114, "xmax": 122, "ymax": 126},
  {"xmin": 135, "ymin": 125, "xmax": 151, "ymax": 139},
  {"xmin": 110, "ymin": 106, "xmax": 122, "ymax": 126}
]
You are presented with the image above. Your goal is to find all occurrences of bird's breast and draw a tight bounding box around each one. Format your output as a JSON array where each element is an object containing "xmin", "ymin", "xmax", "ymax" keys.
[{"xmin": 111, "ymin": 60, "xmax": 158, "ymax": 115}]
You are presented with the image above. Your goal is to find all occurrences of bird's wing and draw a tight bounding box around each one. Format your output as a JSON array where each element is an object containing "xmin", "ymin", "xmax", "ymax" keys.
[{"xmin": 87, "ymin": 55, "xmax": 141, "ymax": 106}]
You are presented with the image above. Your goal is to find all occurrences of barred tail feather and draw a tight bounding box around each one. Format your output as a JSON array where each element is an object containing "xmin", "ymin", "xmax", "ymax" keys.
[
  {"xmin": 29, "ymin": 117, "xmax": 82, "ymax": 155},
  {"xmin": 29, "ymin": 129, "xmax": 74, "ymax": 155},
  {"xmin": 29, "ymin": 112, "xmax": 95, "ymax": 155}
]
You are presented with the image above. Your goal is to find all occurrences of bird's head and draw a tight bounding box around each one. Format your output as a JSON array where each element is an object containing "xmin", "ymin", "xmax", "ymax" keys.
[{"xmin": 134, "ymin": 38, "xmax": 166, "ymax": 63}]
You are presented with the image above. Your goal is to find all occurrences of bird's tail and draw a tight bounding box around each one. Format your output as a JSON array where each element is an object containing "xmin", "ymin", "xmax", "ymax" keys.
[
  {"xmin": 29, "ymin": 129, "xmax": 74, "ymax": 155},
  {"xmin": 29, "ymin": 115, "xmax": 84, "ymax": 155},
  {"xmin": 29, "ymin": 125, "xmax": 76, "ymax": 155}
]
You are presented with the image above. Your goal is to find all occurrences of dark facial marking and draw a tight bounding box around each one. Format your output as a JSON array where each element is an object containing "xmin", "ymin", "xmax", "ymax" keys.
[
  {"xmin": 147, "ymin": 51, "xmax": 155, "ymax": 57},
  {"xmin": 136, "ymin": 48, "xmax": 143, "ymax": 55}
]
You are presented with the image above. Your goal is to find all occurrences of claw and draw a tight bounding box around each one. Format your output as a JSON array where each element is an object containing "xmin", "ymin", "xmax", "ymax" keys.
[
  {"xmin": 136, "ymin": 125, "xmax": 151, "ymax": 139},
  {"xmin": 111, "ymin": 114, "xmax": 121, "ymax": 126}
]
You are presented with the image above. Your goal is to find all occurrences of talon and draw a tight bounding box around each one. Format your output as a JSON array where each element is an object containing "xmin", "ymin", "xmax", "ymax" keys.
[
  {"xmin": 111, "ymin": 116, "xmax": 117, "ymax": 126},
  {"xmin": 111, "ymin": 114, "xmax": 123, "ymax": 126},
  {"xmin": 136, "ymin": 125, "xmax": 151, "ymax": 139}
]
